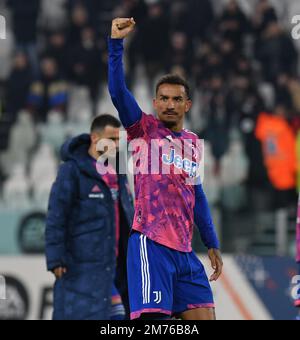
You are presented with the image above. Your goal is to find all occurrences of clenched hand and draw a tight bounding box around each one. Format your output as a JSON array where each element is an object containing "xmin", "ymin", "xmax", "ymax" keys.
[{"xmin": 111, "ymin": 18, "xmax": 136, "ymax": 39}]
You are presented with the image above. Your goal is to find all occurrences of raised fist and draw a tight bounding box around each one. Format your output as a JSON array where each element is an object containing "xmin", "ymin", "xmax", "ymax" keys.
[{"xmin": 111, "ymin": 17, "xmax": 136, "ymax": 39}]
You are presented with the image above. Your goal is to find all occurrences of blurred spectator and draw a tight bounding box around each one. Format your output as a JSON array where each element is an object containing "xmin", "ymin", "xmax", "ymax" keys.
[
  {"xmin": 252, "ymin": 0, "xmax": 278, "ymax": 36},
  {"xmin": 256, "ymin": 21, "xmax": 298, "ymax": 82},
  {"xmin": 68, "ymin": 27, "xmax": 103, "ymax": 104},
  {"xmin": 27, "ymin": 57, "xmax": 68, "ymax": 121},
  {"xmin": 7, "ymin": 0, "xmax": 41, "ymax": 75},
  {"xmin": 194, "ymin": 42, "xmax": 224, "ymax": 84},
  {"xmin": 226, "ymin": 74, "xmax": 261, "ymax": 128},
  {"xmin": 234, "ymin": 54, "xmax": 253, "ymax": 78},
  {"xmin": 163, "ymin": 0, "xmax": 214, "ymax": 41},
  {"xmin": 201, "ymin": 74, "xmax": 230, "ymax": 163},
  {"xmin": 274, "ymin": 73, "xmax": 293, "ymax": 111},
  {"xmin": 167, "ymin": 0, "xmax": 188, "ymax": 33},
  {"xmin": 66, "ymin": 3, "xmax": 90, "ymax": 45},
  {"xmin": 185, "ymin": 0, "xmax": 215, "ymax": 40},
  {"xmin": 43, "ymin": 31, "xmax": 69, "ymax": 73},
  {"xmin": 66, "ymin": 0, "xmax": 120, "ymax": 35},
  {"xmin": 165, "ymin": 31, "xmax": 193, "ymax": 76},
  {"xmin": 255, "ymin": 105, "xmax": 297, "ymax": 208},
  {"xmin": 114, "ymin": 0, "xmax": 147, "ymax": 23},
  {"xmin": 218, "ymin": 39, "xmax": 238, "ymax": 77},
  {"xmin": 40, "ymin": 0, "xmax": 68, "ymax": 32},
  {"xmin": 217, "ymin": 0, "xmax": 250, "ymax": 49},
  {"xmin": 5, "ymin": 52, "xmax": 32, "ymax": 119},
  {"xmin": 139, "ymin": 2, "xmax": 170, "ymax": 90}
]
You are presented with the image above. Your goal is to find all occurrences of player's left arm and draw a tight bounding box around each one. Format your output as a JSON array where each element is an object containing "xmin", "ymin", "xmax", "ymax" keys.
[{"xmin": 194, "ymin": 184, "xmax": 223, "ymax": 281}]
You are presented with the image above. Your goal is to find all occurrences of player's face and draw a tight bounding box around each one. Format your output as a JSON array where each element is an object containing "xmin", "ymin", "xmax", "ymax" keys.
[
  {"xmin": 92, "ymin": 125, "xmax": 120, "ymax": 157},
  {"xmin": 154, "ymin": 84, "xmax": 192, "ymax": 131}
]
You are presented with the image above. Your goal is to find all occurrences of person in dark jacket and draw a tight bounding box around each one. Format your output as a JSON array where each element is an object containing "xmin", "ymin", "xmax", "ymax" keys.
[
  {"xmin": 7, "ymin": 0, "xmax": 41, "ymax": 76},
  {"xmin": 5, "ymin": 52, "xmax": 32, "ymax": 120},
  {"xmin": 45, "ymin": 114, "xmax": 134, "ymax": 320},
  {"xmin": 27, "ymin": 56, "xmax": 68, "ymax": 122}
]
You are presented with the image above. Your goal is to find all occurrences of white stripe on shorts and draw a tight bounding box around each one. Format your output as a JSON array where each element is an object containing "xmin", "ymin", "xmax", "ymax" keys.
[{"xmin": 140, "ymin": 234, "xmax": 151, "ymax": 304}]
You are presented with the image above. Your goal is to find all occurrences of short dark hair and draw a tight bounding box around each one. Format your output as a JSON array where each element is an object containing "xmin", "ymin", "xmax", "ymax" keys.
[
  {"xmin": 90, "ymin": 114, "xmax": 121, "ymax": 133},
  {"xmin": 156, "ymin": 74, "xmax": 191, "ymax": 99}
]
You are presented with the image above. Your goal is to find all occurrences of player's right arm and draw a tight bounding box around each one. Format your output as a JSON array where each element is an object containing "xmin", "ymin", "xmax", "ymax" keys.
[{"xmin": 108, "ymin": 18, "xmax": 142, "ymax": 128}]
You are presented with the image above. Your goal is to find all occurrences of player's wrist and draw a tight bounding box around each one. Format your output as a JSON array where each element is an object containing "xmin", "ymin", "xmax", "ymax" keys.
[
  {"xmin": 110, "ymin": 33, "xmax": 124, "ymax": 39},
  {"xmin": 109, "ymin": 36, "xmax": 124, "ymax": 42},
  {"xmin": 208, "ymin": 244, "xmax": 220, "ymax": 250}
]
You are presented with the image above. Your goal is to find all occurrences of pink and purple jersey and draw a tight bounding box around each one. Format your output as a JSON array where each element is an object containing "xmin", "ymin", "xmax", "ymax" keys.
[
  {"xmin": 297, "ymin": 194, "xmax": 300, "ymax": 263},
  {"xmin": 108, "ymin": 37, "xmax": 218, "ymax": 253},
  {"xmin": 126, "ymin": 112, "xmax": 201, "ymax": 253}
]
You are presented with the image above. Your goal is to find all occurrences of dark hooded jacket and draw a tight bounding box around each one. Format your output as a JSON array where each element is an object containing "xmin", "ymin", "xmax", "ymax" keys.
[{"xmin": 45, "ymin": 134, "xmax": 134, "ymax": 320}]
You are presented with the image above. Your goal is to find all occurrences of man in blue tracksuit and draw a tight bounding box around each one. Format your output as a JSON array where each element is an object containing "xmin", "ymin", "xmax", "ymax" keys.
[{"xmin": 45, "ymin": 114, "xmax": 134, "ymax": 320}]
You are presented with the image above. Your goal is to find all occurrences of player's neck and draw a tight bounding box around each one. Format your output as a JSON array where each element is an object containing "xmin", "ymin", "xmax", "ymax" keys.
[
  {"xmin": 170, "ymin": 126, "xmax": 183, "ymax": 133},
  {"xmin": 162, "ymin": 121, "xmax": 183, "ymax": 133}
]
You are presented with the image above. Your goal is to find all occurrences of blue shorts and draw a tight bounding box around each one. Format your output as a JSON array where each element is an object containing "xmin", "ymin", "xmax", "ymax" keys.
[{"xmin": 127, "ymin": 232, "xmax": 214, "ymax": 319}]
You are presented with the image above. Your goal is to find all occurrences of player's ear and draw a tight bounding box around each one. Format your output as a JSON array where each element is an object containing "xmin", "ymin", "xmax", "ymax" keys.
[
  {"xmin": 90, "ymin": 132, "xmax": 99, "ymax": 145},
  {"xmin": 185, "ymin": 99, "xmax": 192, "ymax": 113}
]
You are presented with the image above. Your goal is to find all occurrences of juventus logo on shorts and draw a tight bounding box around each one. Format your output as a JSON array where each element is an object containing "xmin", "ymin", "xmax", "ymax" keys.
[{"xmin": 153, "ymin": 291, "xmax": 162, "ymax": 304}]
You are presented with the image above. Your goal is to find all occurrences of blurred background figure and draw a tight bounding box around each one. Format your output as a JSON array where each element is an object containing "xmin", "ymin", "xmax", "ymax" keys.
[
  {"xmin": 5, "ymin": 52, "xmax": 32, "ymax": 120},
  {"xmin": 255, "ymin": 104, "xmax": 297, "ymax": 209},
  {"xmin": 45, "ymin": 115, "xmax": 134, "ymax": 320},
  {"xmin": 7, "ymin": 0, "xmax": 41, "ymax": 76},
  {"xmin": 27, "ymin": 56, "xmax": 68, "ymax": 122}
]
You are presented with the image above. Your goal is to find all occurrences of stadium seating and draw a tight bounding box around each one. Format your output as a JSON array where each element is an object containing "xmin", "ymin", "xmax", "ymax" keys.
[{"xmin": 0, "ymin": 0, "xmax": 298, "ymax": 256}]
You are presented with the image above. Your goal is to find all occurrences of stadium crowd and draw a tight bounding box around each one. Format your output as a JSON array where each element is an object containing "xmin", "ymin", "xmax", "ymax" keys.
[{"xmin": 0, "ymin": 0, "xmax": 299, "ymax": 253}]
